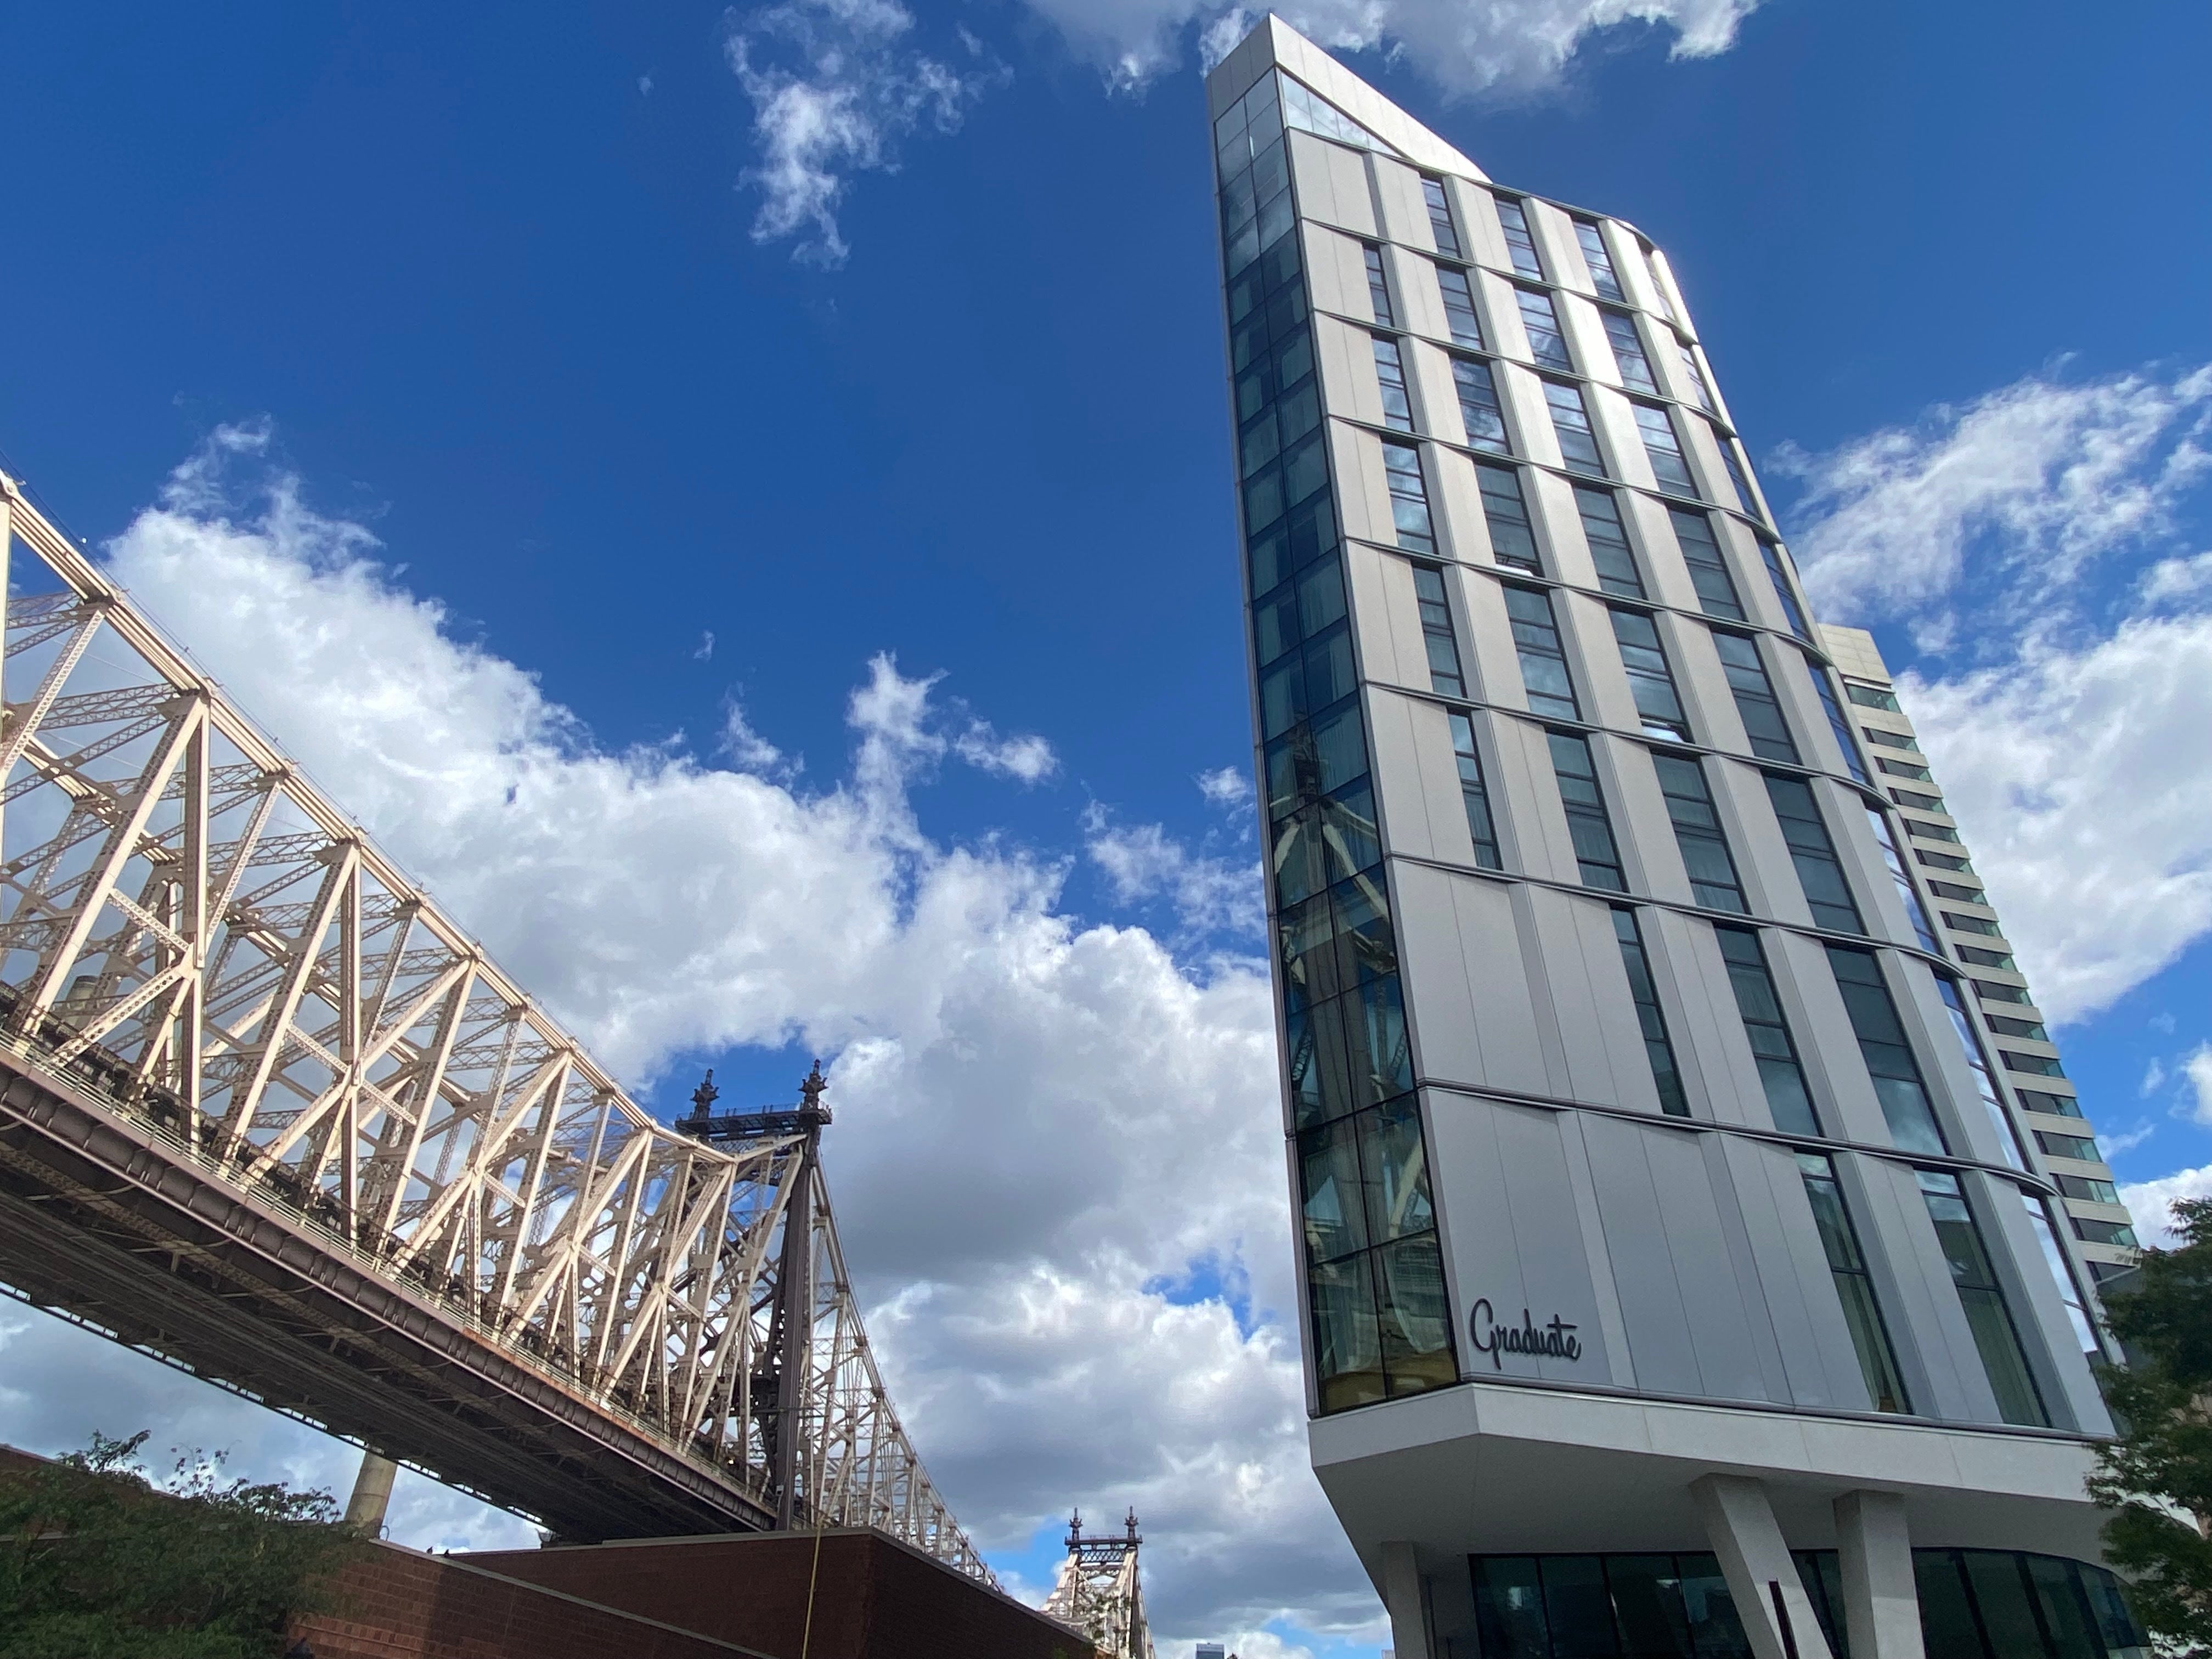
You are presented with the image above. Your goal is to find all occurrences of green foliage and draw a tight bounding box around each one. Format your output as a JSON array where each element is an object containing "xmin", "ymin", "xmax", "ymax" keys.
[
  {"xmin": 2089, "ymin": 1198, "xmax": 2212, "ymax": 1657},
  {"xmin": 0, "ymin": 1429, "xmax": 360, "ymax": 1658}
]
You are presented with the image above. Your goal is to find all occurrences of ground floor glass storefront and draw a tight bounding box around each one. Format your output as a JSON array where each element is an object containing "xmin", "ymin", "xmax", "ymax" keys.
[{"xmin": 1470, "ymin": 1547, "xmax": 2147, "ymax": 1658}]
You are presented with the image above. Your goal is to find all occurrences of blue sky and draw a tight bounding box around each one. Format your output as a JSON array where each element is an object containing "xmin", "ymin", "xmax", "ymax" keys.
[{"xmin": 2, "ymin": 1, "xmax": 2210, "ymax": 1653}]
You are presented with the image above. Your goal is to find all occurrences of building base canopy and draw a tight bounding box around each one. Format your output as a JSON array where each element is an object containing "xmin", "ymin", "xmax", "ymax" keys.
[
  {"xmin": 1312, "ymin": 1379, "xmax": 2107, "ymax": 1564},
  {"xmin": 1314, "ymin": 1381, "xmax": 2142, "ymax": 1657}
]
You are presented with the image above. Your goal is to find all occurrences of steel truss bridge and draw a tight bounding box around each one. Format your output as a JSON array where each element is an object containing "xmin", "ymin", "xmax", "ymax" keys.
[{"xmin": 0, "ymin": 475, "xmax": 993, "ymax": 1582}]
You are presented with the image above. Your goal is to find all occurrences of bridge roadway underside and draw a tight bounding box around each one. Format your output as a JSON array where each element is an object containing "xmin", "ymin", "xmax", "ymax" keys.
[{"xmin": 0, "ymin": 1053, "xmax": 776, "ymax": 1542}]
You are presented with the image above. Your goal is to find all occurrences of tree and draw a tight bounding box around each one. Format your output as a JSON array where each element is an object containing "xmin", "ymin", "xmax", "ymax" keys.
[
  {"xmin": 0, "ymin": 1429, "xmax": 361, "ymax": 1658},
  {"xmin": 2089, "ymin": 1197, "xmax": 2212, "ymax": 1657}
]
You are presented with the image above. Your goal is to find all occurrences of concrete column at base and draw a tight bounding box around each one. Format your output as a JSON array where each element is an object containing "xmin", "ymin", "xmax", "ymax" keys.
[
  {"xmin": 1380, "ymin": 1540, "xmax": 1434, "ymax": 1659},
  {"xmin": 343, "ymin": 1450, "xmax": 399, "ymax": 1535},
  {"xmin": 1836, "ymin": 1490, "xmax": 1925, "ymax": 1658},
  {"xmin": 1690, "ymin": 1474, "xmax": 1834, "ymax": 1659}
]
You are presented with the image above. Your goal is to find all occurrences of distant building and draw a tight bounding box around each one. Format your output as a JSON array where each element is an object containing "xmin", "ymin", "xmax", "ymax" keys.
[
  {"xmin": 1207, "ymin": 16, "xmax": 2147, "ymax": 1659},
  {"xmin": 1818, "ymin": 624, "xmax": 2143, "ymax": 1284},
  {"xmin": 1197, "ymin": 1644, "xmax": 1227, "ymax": 1659}
]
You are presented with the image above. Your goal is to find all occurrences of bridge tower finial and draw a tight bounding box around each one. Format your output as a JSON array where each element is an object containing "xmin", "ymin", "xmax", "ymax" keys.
[
  {"xmin": 800, "ymin": 1058, "xmax": 827, "ymax": 1110},
  {"xmin": 690, "ymin": 1069, "xmax": 719, "ymax": 1116}
]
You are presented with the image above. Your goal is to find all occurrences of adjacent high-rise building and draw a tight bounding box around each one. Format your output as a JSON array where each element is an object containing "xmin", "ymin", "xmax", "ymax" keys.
[
  {"xmin": 1207, "ymin": 19, "xmax": 2147, "ymax": 1658},
  {"xmin": 1818, "ymin": 625, "xmax": 2144, "ymax": 1286}
]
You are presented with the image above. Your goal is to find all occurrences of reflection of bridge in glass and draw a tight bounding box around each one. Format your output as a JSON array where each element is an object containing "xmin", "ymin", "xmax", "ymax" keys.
[{"xmin": 0, "ymin": 476, "xmax": 992, "ymax": 1579}]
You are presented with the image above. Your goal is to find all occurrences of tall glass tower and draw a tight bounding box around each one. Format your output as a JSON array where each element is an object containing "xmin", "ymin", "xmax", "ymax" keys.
[{"xmin": 1207, "ymin": 19, "xmax": 2146, "ymax": 1659}]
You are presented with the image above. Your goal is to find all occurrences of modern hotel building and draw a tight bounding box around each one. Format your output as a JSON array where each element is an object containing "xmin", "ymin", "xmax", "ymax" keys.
[{"xmin": 1207, "ymin": 19, "xmax": 2147, "ymax": 1658}]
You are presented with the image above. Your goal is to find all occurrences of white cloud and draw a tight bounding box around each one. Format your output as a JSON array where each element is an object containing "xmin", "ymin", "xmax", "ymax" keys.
[
  {"xmin": 955, "ymin": 720, "xmax": 1060, "ymax": 783},
  {"xmin": 33, "ymin": 430, "xmax": 1358, "ymax": 1639},
  {"xmin": 2098, "ymin": 1119, "xmax": 2155, "ymax": 1158},
  {"xmin": 1084, "ymin": 805, "xmax": 1266, "ymax": 938},
  {"xmin": 2139, "ymin": 549, "xmax": 2212, "ymax": 605},
  {"xmin": 638, "ymin": 73, "xmax": 655, "ymax": 94},
  {"xmin": 1198, "ymin": 764, "xmax": 1255, "ymax": 809},
  {"xmin": 724, "ymin": 0, "xmax": 1002, "ymax": 265},
  {"xmin": 2187, "ymin": 1043, "xmax": 2212, "ymax": 1127},
  {"xmin": 1778, "ymin": 363, "xmax": 2212, "ymax": 1026},
  {"xmin": 1893, "ymin": 612, "xmax": 2212, "ymax": 1023},
  {"xmin": 694, "ymin": 628, "xmax": 715, "ymax": 660},
  {"xmin": 1782, "ymin": 363, "xmax": 2212, "ymax": 639},
  {"xmin": 1035, "ymin": 0, "xmax": 1760, "ymax": 95},
  {"xmin": 2118, "ymin": 1163, "xmax": 2212, "ymax": 1250}
]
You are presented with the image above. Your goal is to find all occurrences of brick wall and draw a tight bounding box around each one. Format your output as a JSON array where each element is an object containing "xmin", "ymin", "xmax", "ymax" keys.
[
  {"xmin": 296, "ymin": 1542, "xmax": 765, "ymax": 1659},
  {"xmin": 462, "ymin": 1528, "xmax": 1094, "ymax": 1659}
]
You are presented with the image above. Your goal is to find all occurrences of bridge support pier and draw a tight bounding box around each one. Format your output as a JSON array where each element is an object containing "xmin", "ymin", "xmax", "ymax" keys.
[{"xmin": 343, "ymin": 1451, "xmax": 399, "ymax": 1536}]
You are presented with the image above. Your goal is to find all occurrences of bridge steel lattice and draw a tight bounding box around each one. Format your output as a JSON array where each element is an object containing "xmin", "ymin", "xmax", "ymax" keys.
[
  {"xmin": 1042, "ymin": 1509, "xmax": 1155, "ymax": 1659},
  {"xmin": 0, "ymin": 475, "xmax": 993, "ymax": 1580}
]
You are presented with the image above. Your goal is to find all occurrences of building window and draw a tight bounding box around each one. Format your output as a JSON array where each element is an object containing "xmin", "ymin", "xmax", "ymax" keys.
[
  {"xmin": 1759, "ymin": 540, "xmax": 1814, "ymax": 640},
  {"xmin": 1300, "ymin": 1096, "xmax": 1457, "ymax": 1410},
  {"xmin": 2021, "ymin": 1192, "xmax": 2106, "ymax": 1363},
  {"xmin": 2075, "ymin": 1217, "xmax": 2140, "ymax": 1249},
  {"xmin": 1719, "ymin": 929, "xmax": 1816, "ymax": 1132},
  {"xmin": 1363, "ymin": 243, "xmax": 1394, "ymax": 325},
  {"xmin": 1448, "ymin": 711, "xmax": 1502, "ymax": 869},
  {"xmin": 1575, "ymin": 486, "xmax": 1643, "ymax": 596},
  {"xmin": 1917, "ymin": 849, "xmax": 1974, "ymax": 873},
  {"xmin": 2055, "ymin": 1174, "xmax": 2119, "ymax": 1204},
  {"xmin": 1652, "ymin": 755, "xmax": 1742, "ymax": 911},
  {"xmin": 1908, "ymin": 818, "xmax": 1961, "ymax": 845},
  {"xmin": 1879, "ymin": 757, "xmax": 1934, "ymax": 781},
  {"xmin": 1516, "ymin": 287, "xmax": 1572, "ymax": 371},
  {"xmin": 1494, "ymin": 193, "xmax": 1544, "ymax": 279},
  {"xmin": 1804, "ymin": 656, "xmax": 1872, "ymax": 784},
  {"xmin": 1575, "ymin": 219, "xmax": 1624, "ymax": 301},
  {"xmin": 1544, "ymin": 381, "xmax": 1607, "ymax": 476},
  {"xmin": 1452, "ymin": 357, "xmax": 1511, "ymax": 454},
  {"xmin": 1985, "ymin": 1014, "xmax": 2047, "ymax": 1039},
  {"xmin": 2016, "ymin": 1088, "xmax": 2081, "ymax": 1118},
  {"xmin": 1768, "ymin": 776, "xmax": 1864, "ymax": 934},
  {"xmin": 1829, "ymin": 946, "xmax": 1948, "ymax": 1154},
  {"xmin": 1373, "ymin": 335, "xmax": 1414, "ymax": 431},
  {"xmin": 1422, "ymin": 176, "xmax": 1462, "ymax": 256},
  {"xmin": 1381, "ymin": 440, "xmax": 1435, "ymax": 551},
  {"xmin": 1632, "ymin": 403, "xmax": 1697, "ymax": 495},
  {"xmin": 1410, "ymin": 562, "xmax": 1465, "ymax": 696},
  {"xmin": 1847, "ymin": 682, "xmax": 1902, "ymax": 712},
  {"xmin": 1677, "ymin": 340, "xmax": 1716, "ymax": 412},
  {"xmin": 1669, "ymin": 507, "xmax": 1745, "ymax": 620},
  {"xmin": 1506, "ymin": 587, "xmax": 1578, "ymax": 718},
  {"xmin": 1549, "ymin": 731, "xmax": 1624, "ymax": 890},
  {"xmin": 1610, "ymin": 610, "xmax": 1691, "ymax": 741},
  {"xmin": 1864, "ymin": 726, "xmax": 1921, "ymax": 752},
  {"xmin": 1946, "ymin": 912, "xmax": 2001, "ymax": 937},
  {"xmin": 1956, "ymin": 945, "xmax": 2015, "ymax": 969},
  {"xmin": 1893, "ymin": 787, "xmax": 1946, "ymax": 812},
  {"xmin": 1601, "ymin": 311, "xmax": 1658, "ymax": 394},
  {"xmin": 1436, "ymin": 264, "xmax": 1483, "ymax": 348},
  {"xmin": 1711, "ymin": 631, "xmax": 1798, "ymax": 762},
  {"xmin": 1613, "ymin": 909, "xmax": 1688, "ymax": 1114},
  {"xmin": 1720, "ymin": 439, "xmax": 1760, "ymax": 518},
  {"xmin": 1865, "ymin": 809, "xmax": 1941, "ymax": 953},
  {"xmin": 2036, "ymin": 1130, "xmax": 2101, "ymax": 1161},
  {"xmin": 1916, "ymin": 1170, "xmax": 2049, "ymax": 1426},
  {"xmin": 1974, "ymin": 979, "xmax": 2030, "ymax": 1005},
  {"xmin": 1798, "ymin": 1153, "xmax": 1909, "ymax": 1411},
  {"xmin": 2006, "ymin": 1051, "xmax": 2067, "ymax": 1079},
  {"xmin": 1478, "ymin": 464, "xmax": 1542, "ymax": 572},
  {"xmin": 1934, "ymin": 976, "xmax": 2028, "ymax": 1170},
  {"xmin": 1277, "ymin": 879, "xmax": 1408, "ymax": 1120}
]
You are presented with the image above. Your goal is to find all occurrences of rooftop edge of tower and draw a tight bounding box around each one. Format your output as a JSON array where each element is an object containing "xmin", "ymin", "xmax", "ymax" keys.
[{"xmin": 1204, "ymin": 13, "xmax": 1491, "ymax": 184}]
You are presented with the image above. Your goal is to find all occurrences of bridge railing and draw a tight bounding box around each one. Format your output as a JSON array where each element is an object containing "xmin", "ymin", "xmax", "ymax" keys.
[{"xmin": 0, "ymin": 476, "xmax": 995, "ymax": 1587}]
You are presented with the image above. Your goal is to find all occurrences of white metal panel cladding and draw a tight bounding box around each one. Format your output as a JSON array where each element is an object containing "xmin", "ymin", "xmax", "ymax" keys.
[{"xmin": 0, "ymin": 477, "xmax": 992, "ymax": 1584}]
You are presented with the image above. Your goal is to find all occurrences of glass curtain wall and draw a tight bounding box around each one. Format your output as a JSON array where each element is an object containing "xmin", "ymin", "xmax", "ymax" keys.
[{"xmin": 1218, "ymin": 70, "xmax": 1457, "ymax": 1414}]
